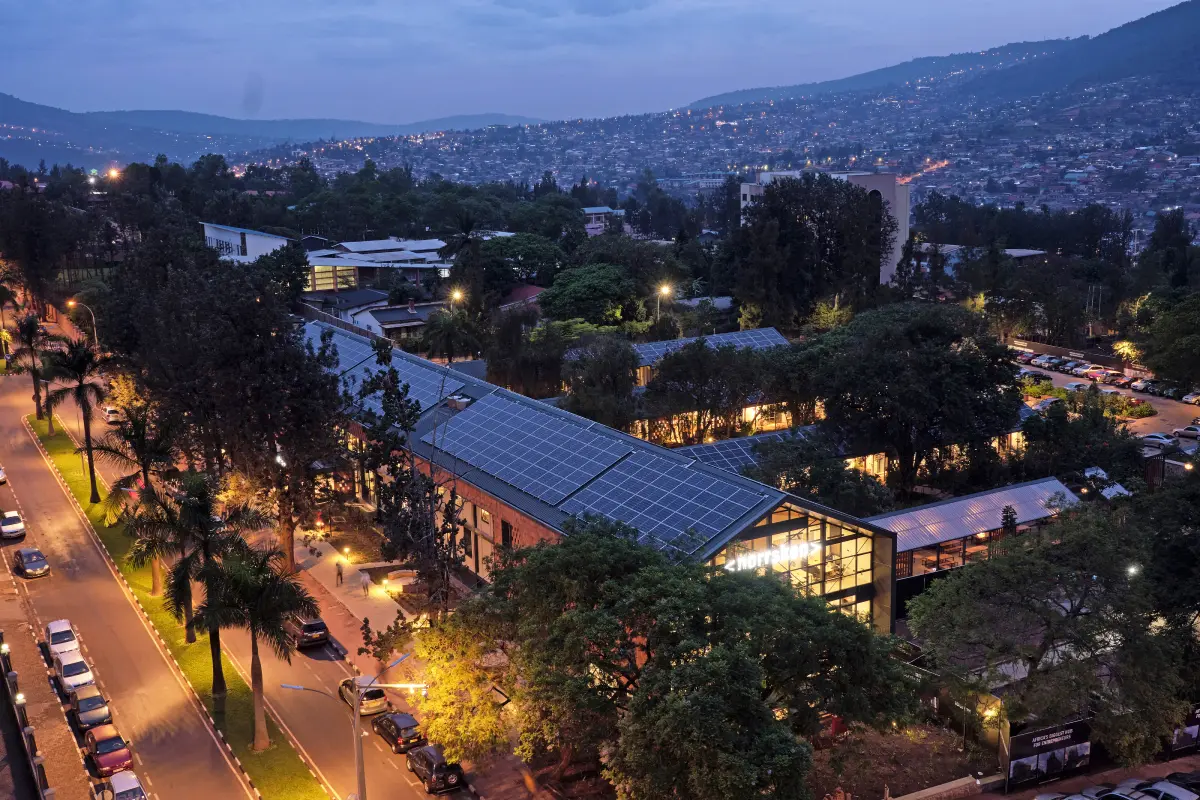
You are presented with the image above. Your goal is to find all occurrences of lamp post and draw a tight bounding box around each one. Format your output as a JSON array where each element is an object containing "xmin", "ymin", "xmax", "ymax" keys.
[
  {"xmin": 655, "ymin": 283, "xmax": 671, "ymax": 323},
  {"xmin": 282, "ymin": 652, "xmax": 410, "ymax": 800},
  {"xmin": 450, "ymin": 289, "xmax": 464, "ymax": 308},
  {"xmin": 67, "ymin": 300, "xmax": 100, "ymax": 352}
]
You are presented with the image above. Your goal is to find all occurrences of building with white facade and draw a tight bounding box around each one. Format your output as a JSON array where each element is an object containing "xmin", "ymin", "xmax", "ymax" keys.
[{"xmin": 201, "ymin": 223, "xmax": 291, "ymax": 263}]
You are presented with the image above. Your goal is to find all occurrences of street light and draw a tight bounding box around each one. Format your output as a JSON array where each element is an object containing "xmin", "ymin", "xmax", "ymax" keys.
[
  {"xmin": 450, "ymin": 289, "xmax": 464, "ymax": 307},
  {"xmin": 67, "ymin": 299, "xmax": 100, "ymax": 352},
  {"xmin": 282, "ymin": 653, "xmax": 411, "ymax": 800},
  {"xmin": 656, "ymin": 283, "xmax": 671, "ymax": 323}
]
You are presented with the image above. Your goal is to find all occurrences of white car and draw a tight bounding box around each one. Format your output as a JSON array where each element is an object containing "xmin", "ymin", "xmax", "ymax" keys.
[
  {"xmin": 1183, "ymin": 392, "xmax": 1200, "ymax": 405},
  {"xmin": 45, "ymin": 619, "xmax": 80, "ymax": 658},
  {"xmin": 1141, "ymin": 432, "xmax": 1179, "ymax": 449},
  {"xmin": 109, "ymin": 771, "xmax": 148, "ymax": 800},
  {"xmin": 0, "ymin": 511, "xmax": 25, "ymax": 538},
  {"xmin": 1173, "ymin": 425, "xmax": 1200, "ymax": 439},
  {"xmin": 0, "ymin": 463, "xmax": 6, "ymax": 484},
  {"xmin": 1071, "ymin": 364, "xmax": 1097, "ymax": 376},
  {"xmin": 54, "ymin": 650, "xmax": 95, "ymax": 693},
  {"xmin": 1099, "ymin": 387, "xmax": 1122, "ymax": 396},
  {"xmin": 103, "ymin": 407, "xmax": 121, "ymax": 425},
  {"xmin": 1065, "ymin": 382, "xmax": 1091, "ymax": 393}
]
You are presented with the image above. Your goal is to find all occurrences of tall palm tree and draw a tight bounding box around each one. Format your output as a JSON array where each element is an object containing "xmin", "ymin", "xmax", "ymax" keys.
[
  {"xmin": 437, "ymin": 210, "xmax": 479, "ymax": 260},
  {"xmin": 205, "ymin": 546, "xmax": 318, "ymax": 751},
  {"xmin": 46, "ymin": 339, "xmax": 107, "ymax": 504},
  {"xmin": 159, "ymin": 473, "xmax": 265, "ymax": 712},
  {"xmin": 11, "ymin": 313, "xmax": 52, "ymax": 426},
  {"xmin": 92, "ymin": 406, "xmax": 181, "ymax": 596},
  {"xmin": 421, "ymin": 309, "xmax": 479, "ymax": 364}
]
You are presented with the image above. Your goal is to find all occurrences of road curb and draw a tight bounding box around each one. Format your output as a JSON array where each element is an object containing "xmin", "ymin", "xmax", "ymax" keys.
[{"xmin": 22, "ymin": 415, "xmax": 259, "ymax": 800}]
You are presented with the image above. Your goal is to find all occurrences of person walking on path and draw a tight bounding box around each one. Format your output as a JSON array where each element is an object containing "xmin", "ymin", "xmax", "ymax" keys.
[
  {"xmin": 361, "ymin": 570, "xmax": 370, "ymax": 597},
  {"xmin": 336, "ymin": 561, "xmax": 343, "ymax": 586}
]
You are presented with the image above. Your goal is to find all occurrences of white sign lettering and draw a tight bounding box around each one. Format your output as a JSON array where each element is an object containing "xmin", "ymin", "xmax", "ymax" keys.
[{"xmin": 725, "ymin": 542, "xmax": 814, "ymax": 572}]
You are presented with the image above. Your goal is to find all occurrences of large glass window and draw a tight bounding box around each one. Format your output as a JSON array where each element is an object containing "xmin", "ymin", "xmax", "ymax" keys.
[
  {"xmin": 965, "ymin": 532, "xmax": 991, "ymax": 563},
  {"xmin": 938, "ymin": 540, "xmax": 964, "ymax": 571},
  {"xmin": 910, "ymin": 547, "xmax": 938, "ymax": 576}
]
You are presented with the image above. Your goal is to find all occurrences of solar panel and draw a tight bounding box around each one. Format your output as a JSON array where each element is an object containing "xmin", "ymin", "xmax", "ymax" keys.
[
  {"xmin": 679, "ymin": 432, "xmax": 790, "ymax": 475},
  {"xmin": 633, "ymin": 328, "xmax": 789, "ymax": 367},
  {"xmin": 421, "ymin": 393, "xmax": 633, "ymax": 504},
  {"xmin": 560, "ymin": 450, "xmax": 770, "ymax": 553},
  {"xmin": 305, "ymin": 325, "xmax": 465, "ymax": 413}
]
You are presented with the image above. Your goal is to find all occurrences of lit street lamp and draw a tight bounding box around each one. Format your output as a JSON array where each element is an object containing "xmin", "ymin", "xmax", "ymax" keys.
[
  {"xmin": 67, "ymin": 299, "xmax": 100, "ymax": 352},
  {"xmin": 655, "ymin": 283, "xmax": 671, "ymax": 323},
  {"xmin": 282, "ymin": 653, "xmax": 413, "ymax": 800},
  {"xmin": 450, "ymin": 288, "xmax": 464, "ymax": 307}
]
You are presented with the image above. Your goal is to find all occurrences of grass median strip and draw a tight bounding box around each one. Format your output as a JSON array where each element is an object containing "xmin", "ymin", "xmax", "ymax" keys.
[{"xmin": 30, "ymin": 417, "xmax": 327, "ymax": 800}]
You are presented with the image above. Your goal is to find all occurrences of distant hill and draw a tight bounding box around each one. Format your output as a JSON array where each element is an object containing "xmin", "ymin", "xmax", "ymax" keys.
[
  {"xmin": 689, "ymin": 40, "xmax": 1074, "ymax": 109},
  {"xmin": 0, "ymin": 92, "xmax": 540, "ymax": 167},
  {"xmin": 961, "ymin": 0, "xmax": 1200, "ymax": 98}
]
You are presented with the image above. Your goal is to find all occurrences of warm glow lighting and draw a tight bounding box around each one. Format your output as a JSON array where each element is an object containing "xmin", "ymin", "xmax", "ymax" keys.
[
  {"xmin": 1127, "ymin": 564, "xmax": 1140, "ymax": 577},
  {"xmin": 451, "ymin": 289, "xmax": 464, "ymax": 302},
  {"xmin": 1186, "ymin": 463, "xmax": 1195, "ymax": 471},
  {"xmin": 0, "ymin": 643, "xmax": 8, "ymax": 655},
  {"xmin": 659, "ymin": 284, "xmax": 671, "ymax": 297},
  {"xmin": 343, "ymin": 547, "xmax": 350, "ymax": 555},
  {"xmin": 107, "ymin": 168, "xmax": 119, "ymax": 179},
  {"xmin": 67, "ymin": 299, "xmax": 77, "ymax": 308},
  {"xmin": 14, "ymin": 693, "xmax": 24, "ymax": 704}
]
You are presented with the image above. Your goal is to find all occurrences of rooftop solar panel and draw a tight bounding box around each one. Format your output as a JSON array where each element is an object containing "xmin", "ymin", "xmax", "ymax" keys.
[
  {"xmin": 679, "ymin": 432, "xmax": 790, "ymax": 474},
  {"xmin": 560, "ymin": 450, "xmax": 770, "ymax": 554},
  {"xmin": 632, "ymin": 328, "xmax": 789, "ymax": 367},
  {"xmin": 422, "ymin": 393, "xmax": 633, "ymax": 505},
  {"xmin": 305, "ymin": 325, "xmax": 465, "ymax": 413}
]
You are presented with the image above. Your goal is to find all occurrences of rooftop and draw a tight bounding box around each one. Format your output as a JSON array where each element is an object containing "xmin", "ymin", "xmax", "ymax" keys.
[
  {"xmin": 201, "ymin": 222, "xmax": 291, "ymax": 240},
  {"xmin": 305, "ymin": 320, "xmax": 795, "ymax": 559},
  {"xmin": 303, "ymin": 288, "xmax": 388, "ymax": 310},
  {"xmin": 631, "ymin": 327, "xmax": 789, "ymax": 367},
  {"xmin": 866, "ymin": 477, "xmax": 1078, "ymax": 552}
]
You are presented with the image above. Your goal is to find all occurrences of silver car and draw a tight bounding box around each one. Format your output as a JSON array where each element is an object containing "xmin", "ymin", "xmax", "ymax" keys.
[
  {"xmin": 55, "ymin": 650, "xmax": 95, "ymax": 693},
  {"xmin": 339, "ymin": 677, "xmax": 389, "ymax": 715}
]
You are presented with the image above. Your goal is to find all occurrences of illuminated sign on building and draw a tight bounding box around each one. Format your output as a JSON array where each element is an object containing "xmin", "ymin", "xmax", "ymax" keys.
[{"xmin": 725, "ymin": 541, "xmax": 815, "ymax": 572}]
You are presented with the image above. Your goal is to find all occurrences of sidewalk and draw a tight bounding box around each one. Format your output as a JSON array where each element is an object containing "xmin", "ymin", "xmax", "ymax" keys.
[
  {"xmin": 980, "ymin": 751, "xmax": 1200, "ymax": 800},
  {"xmin": 295, "ymin": 539, "xmax": 536, "ymax": 800}
]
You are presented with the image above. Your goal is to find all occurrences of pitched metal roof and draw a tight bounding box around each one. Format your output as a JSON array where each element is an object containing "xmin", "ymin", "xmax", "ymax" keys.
[
  {"xmin": 632, "ymin": 328, "xmax": 789, "ymax": 367},
  {"xmin": 866, "ymin": 478, "xmax": 1079, "ymax": 553}
]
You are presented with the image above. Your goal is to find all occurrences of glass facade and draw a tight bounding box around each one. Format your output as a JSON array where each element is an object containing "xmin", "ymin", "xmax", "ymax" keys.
[{"xmin": 711, "ymin": 501, "xmax": 892, "ymax": 631}]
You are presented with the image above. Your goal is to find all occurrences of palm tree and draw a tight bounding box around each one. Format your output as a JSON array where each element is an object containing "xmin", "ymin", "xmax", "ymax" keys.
[
  {"xmin": 46, "ymin": 339, "xmax": 107, "ymax": 504},
  {"xmin": 206, "ymin": 546, "xmax": 318, "ymax": 751},
  {"xmin": 11, "ymin": 313, "xmax": 51, "ymax": 426},
  {"xmin": 437, "ymin": 210, "xmax": 479, "ymax": 260},
  {"xmin": 92, "ymin": 406, "xmax": 181, "ymax": 596},
  {"xmin": 421, "ymin": 309, "xmax": 479, "ymax": 365},
  {"xmin": 160, "ymin": 473, "xmax": 265, "ymax": 712}
]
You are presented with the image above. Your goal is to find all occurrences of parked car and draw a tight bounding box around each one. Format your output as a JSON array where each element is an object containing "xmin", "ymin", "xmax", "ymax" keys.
[
  {"xmin": 1057, "ymin": 360, "xmax": 1082, "ymax": 373},
  {"xmin": 102, "ymin": 406, "xmax": 121, "ymax": 425},
  {"xmin": 12, "ymin": 547, "xmax": 49, "ymax": 578},
  {"xmin": 45, "ymin": 619, "xmax": 80, "ymax": 658},
  {"xmin": 1106, "ymin": 374, "xmax": 1135, "ymax": 388},
  {"xmin": 1072, "ymin": 363, "xmax": 1098, "ymax": 377},
  {"xmin": 1015, "ymin": 352, "xmax": 1035, "ymax": 363},
  {"xmin": 85, "ymin": 724, "xmax": 132, "ymax": 777},
  {"xmin": 1018, "ymin": 368, "xmax": 1052, "ymax": 384},
  {"xmin": 1166, "ymin": 775, "xmax": 1200, "ymax": 793},
  {"xmin": 55, "ymin": 650, "xmax": 95, "ymax": 694},
  {"xmin": 1078, "ymin": 787, "xmax": 1116, "ymax": 799},
  {"xmin": 1174, "ymin": 425, "xmax": 1200, "ymax": 439},
  {"xmin": 1128, "ymin": 781, "xmax": 1199, "ymax": 800},
  {"xmin": 1099, "ymin": 387, "xmax": 1123, "ymax": 396},
  {"xmin": 0, "ymin": 463, "xmax": 7, "ymax": 484},
  {"xmin": 1065, "ymin": 382, "xmax": 1091, "ymax": 393},
  {"xmin": 1037, "ymin": 355, "xmax": 1064, "ymax": 369},
  {"xmin": 1086, "ymin": 367, "xmax": 1114, "ymax": 380},
  {"xmin": 69, "ymin": 684, "xmax": 112, "ymax": 729},
  {"xmin": 406, "ymin": 744, "xmax": 466, "ymax": 795},
  {"xmin": 1140, "ymin": 432, "xmax": 1180, "ymax": 450},
  {"xmin": 1131, "ymin": 379, "xmax": 1158, "ymax": 393},
  {"xmin": 285, "ymin": 616, "xmax": 329, "ymax": 649},
  {"xmin": 372, "ymin": 712, "xmax": 425, "ymax": 754},
  {"xmin": 1159, "ymin": 386, "xmax": 1186, "ymax": 400},
  {"xmin": 339, "ymin": 676, "xmax": 389, "ymax": 715},
  {"xmin": 108, "ymin": 771, "xmax": 148, "ymax": 800},
  {"xmin": 0, "ymin": 510, "xmax": 26, "ymax": 538},
  {"xmin": 1182, "ymin": 392, "xmax": 1200, "ymax": 405}
]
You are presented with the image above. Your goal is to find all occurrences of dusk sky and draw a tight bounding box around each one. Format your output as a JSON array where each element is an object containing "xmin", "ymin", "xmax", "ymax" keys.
[{"xmin": 2, "ymin": 1, "xmax": 1182, "ymax": 123}]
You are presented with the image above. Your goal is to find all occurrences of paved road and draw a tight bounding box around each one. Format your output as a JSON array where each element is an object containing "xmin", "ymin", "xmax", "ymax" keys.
[
  {"xmin": 1025, "ymin": 365, "xmax": 1200, "ymax": 449},
  {"xmin": 0, "ymin": 376, "xmax": 253, "ymax": 800},
  {"xmin": 54, "ymin": 396, "xmax": 442, "ymax": 800}
]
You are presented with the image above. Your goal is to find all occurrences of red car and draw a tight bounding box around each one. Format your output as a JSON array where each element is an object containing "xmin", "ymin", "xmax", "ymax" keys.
[
  {"xmin": 1015, "ymin": 352, "xmax": 1035, "ymax": 363},
  {"xmin": 86, "ymin": 724, "xmax": 132, "ymax": 777}
]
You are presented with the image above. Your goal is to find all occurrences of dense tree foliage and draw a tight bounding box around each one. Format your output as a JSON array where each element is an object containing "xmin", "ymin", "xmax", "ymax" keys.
[
  {"xmin": 561, "ymin": 335, "xmax": 639, "ymax": 430},
  {"xmin": 746, "ymin": 432, "xmax": 895, "ymax": 517}
]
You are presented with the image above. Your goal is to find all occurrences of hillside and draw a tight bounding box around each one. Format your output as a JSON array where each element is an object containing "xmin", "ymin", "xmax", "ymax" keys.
[
  {"xmin": 689, "ymin": 40, "xmax": 1074, "ymax": 109},
  {"xmin": 962, "ymin": 0, "xmax": 1200, "ymax": 98},
  {"xmin": 0, "ymin": 92, "xmax": 539, "ymax": 167}
]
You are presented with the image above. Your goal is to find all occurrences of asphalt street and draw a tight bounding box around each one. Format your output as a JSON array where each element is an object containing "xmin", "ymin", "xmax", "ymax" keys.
[
  {"xmin": 0, "ymin": 374, "xmax": 254, "ymax": 800},
  {"xmin": 53, "ymin": 393, "xmax": 443, "ymax": 800}
]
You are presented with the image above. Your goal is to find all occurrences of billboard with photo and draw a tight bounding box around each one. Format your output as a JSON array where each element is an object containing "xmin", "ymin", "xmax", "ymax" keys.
[
  {"xmin": 1167, "ymin": 704, "xmax": 1200, "ymax": 756},
  {"xmin": 1006, "ymin": 719, "xmax": 1092, "ymax": 790}
]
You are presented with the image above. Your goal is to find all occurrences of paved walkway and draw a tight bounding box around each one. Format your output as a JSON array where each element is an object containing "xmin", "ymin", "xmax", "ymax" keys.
[
  {"xmin": 980, "ymin": 751, "xmax": 1200, "ymax": 800},
  {"xmin": 295, "ymin": 538, "xmax": 536, "ymax": 800}
]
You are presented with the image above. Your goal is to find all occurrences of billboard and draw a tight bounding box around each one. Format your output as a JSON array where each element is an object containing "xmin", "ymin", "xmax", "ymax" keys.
[
  {"xmin": 1168, "ymin": 704, "xmax": 1200, "ymax": 756},
  {"xmin": 1007, "ymin": 719, "xmax": 1092, "ymax": 790}
]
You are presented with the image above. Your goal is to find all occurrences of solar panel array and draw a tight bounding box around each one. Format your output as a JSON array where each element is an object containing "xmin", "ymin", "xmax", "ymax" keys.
[
  {"xmin": 633, "ymin": 327, "xmax": 789, "ymax": 367},
  {"xmin": 307, "ymin": 326, "xmax": 465, "ymax": 413},
  {"xmin": 422, "ymin": 393, "xmax": 633, "ymax": 505},
  {"xmin": 679, "ymin": 431, "xmax": 790, "ymax": 475},
  {"xmin": 560, "ymin": 450, "xmax": 769, "ymax": 552}
]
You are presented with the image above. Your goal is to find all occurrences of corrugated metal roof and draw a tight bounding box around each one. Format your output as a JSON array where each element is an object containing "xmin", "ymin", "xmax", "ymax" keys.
[
  {"xmin": 202, "ymin": 222, "xmax": 291, "ymax": 239},
  {"xmin": 631, "ymin": 328, "xmax": 789, "ymax": 367},
  {"xmin": 866, "ymin": 478, "xmax": 1079, "ymax": 552}
]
